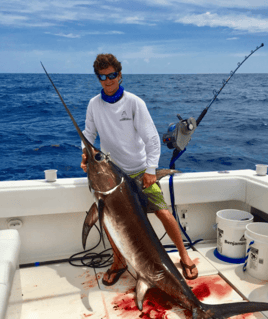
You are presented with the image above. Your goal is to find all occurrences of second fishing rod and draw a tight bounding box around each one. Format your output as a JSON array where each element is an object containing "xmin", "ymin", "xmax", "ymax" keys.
[{"xmin": 163, "ymin": 43, "xmax": 264, "ymax": 159}]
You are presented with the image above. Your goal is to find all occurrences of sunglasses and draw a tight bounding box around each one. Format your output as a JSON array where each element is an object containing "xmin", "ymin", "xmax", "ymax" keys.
[{"xmin": 97, "ymin": 72, "xmax": 118, "ymax": 81}]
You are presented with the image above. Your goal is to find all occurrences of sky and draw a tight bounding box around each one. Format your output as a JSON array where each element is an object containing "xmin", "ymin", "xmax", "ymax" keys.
[{"xmin": 0, "ymin": 0, "xmax": 267, "ymax": 74}]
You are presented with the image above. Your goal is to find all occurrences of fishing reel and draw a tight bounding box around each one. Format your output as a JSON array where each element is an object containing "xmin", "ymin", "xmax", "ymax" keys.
[{"xmin": 163, "ymin": 114, "xmax": 197, "ymax": 151}]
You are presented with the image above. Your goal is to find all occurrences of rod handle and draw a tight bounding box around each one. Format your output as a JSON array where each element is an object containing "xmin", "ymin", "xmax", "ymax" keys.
[{"xmin": 196, "ymin": 108, "xmax": 208, "ymax": 126}]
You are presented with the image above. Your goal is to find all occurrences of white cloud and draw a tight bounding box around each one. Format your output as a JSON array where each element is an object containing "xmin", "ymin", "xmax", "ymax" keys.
[
  {"xmin": 0, "ymin": 12, "xmax": 56, "ymax": 27},
  {"xmin": 121, "ymin": 44, "xmax": 183, "ymax": 60},
  {"xmin": 120, "ymin": 16, "xmax": 156, "ymax": 26},
  {"xmin": 176, "ymin": 12, "xmax": 268, "ymax": 33},
  {"xmin": 227, "ymin": 37, "xmax": 239, "ymax": 40},
  {"xmin": 0, "ymin": 13, "xmax": 27, "ymax": 25},
  {"xmin": 86, "ymin": 31, "xmax": 124, "ymax": 35},
  {"xmin": 1, "ymin": 0, "xmax": 268, "ymax": 33},
  {"xmin": 0, "ymin": 12, "xmax": 28, "ymax": 26},
  {"xmin": 109, "ymin": 31, "xmax": 124, "ymax": 34},
  {"xmin": 143, "ymin": 0, "xmax": 268, "ymax": 9},
  {"xmin": 0, "ymin": 0, "xmax": 158, "ymax": 27},
  {"xmin": 44, "ymin": 30, "xmax": 124, "ymax": 38},
  {"xmin": 45, "ymin": 32, "xmax": 81, "ymax": 38}
]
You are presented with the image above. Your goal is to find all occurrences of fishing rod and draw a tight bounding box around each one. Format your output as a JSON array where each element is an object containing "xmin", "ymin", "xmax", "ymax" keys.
[
  {"xmin": 196, "ymin": 43, "xmax": 264, "ymax": 126},
  {"xmin": 163, "ymin": 43, "xmax": 264, "ymax": 153},
  {"xmin": 165, "ymin": 44, "xmax": 264, "ymax": 248}
]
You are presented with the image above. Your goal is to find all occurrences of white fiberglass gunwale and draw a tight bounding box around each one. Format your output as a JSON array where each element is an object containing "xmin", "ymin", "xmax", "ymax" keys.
[{"xmin": 1, "ymin": 169, "xmax": 268, "ymax": 219}]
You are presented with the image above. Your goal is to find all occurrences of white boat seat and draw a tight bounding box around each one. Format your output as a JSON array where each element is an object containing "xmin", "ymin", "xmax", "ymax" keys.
[{"xmin": 0, "ymin": 230, "xmax": 21, "ymax": 319}]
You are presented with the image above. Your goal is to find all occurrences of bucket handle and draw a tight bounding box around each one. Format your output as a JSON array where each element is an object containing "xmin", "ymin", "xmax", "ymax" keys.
[{"xmin": 243, "ymin": 240, "xmax": 254, "ymax": 272}]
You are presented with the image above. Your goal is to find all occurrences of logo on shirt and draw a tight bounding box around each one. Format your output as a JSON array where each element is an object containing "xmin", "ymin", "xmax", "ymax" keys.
[{"xmin": 120, "ymin": 111, "xmax": 131, "ymax": 121}]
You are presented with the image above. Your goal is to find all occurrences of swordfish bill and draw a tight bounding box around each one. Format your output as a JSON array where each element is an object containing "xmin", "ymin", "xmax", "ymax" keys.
[
  {"xmin": 43, "ymin": 63, "xmax": 268, "ymax": 319},
  {"xmin": 40, "ymin": 62, "xmax": 100, "ymax": 161}
]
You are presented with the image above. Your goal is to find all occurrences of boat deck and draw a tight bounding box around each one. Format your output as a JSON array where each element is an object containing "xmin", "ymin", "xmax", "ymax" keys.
[{"xmin": 6, "ymin": 242, "xmax": 268, "ymax": 319}]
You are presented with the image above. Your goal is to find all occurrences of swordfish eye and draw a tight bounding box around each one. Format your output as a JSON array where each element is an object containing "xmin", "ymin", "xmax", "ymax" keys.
[{"xmin": 94, "ymin": 152, "xmax": 103, "ymax": 161}]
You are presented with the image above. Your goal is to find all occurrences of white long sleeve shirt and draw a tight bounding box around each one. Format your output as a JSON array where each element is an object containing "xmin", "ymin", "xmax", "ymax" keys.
[{"xmin": 82, "ymin": 91, "xmax": 161, "ymax": 175}]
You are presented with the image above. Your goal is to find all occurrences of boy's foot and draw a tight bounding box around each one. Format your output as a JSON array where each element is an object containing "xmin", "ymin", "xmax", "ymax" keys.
[
  {"xmin": 180, "ymin": 258, "xmax": 198, "ymax": 280},
  {"xmin": 102, "ymin": 265, "xmax": 128, "ymax": 286}
]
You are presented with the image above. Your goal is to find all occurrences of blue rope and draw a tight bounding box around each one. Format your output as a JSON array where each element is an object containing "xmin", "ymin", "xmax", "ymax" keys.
[
  {"xmin": 243, "ymin": 240, "xmax": 254, "ymax": 271},
  {"xmin": 214, "ymin": 249, "xmax": 246, "ymax": 264}
]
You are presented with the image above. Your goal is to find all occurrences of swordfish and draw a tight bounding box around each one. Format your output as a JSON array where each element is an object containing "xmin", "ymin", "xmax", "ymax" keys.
[{"xmin": 42, "ymin": 62, "xmax": 268, "ymax": 319}]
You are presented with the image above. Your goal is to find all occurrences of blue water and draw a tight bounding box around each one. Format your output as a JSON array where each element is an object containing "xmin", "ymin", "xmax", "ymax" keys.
[{"xmin": 0, "ymin": 73, "xmax": 268, "ymax": 181}]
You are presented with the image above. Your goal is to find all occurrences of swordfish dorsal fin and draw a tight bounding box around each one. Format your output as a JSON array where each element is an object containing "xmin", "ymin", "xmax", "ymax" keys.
[
  {"xmin": 132, "ymin": 168, "xmax": 180, "ymax": 186},
  {"xmin": 155, "ymin": 168, "xmax": 180, "ymax": 181}
]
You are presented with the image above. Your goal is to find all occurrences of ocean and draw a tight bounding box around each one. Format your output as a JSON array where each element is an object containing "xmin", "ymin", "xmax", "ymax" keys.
[{"xmin": 0, "ymin": 73, "xmax": 267, "ymax": 181}]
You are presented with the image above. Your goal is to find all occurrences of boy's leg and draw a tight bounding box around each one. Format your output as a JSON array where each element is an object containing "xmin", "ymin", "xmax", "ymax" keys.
[
  {"xmin": 155, "ymin": 209, "xmax": 198, "ymax": 279},
  {"xmin": 102, "ymin": 226, "xmax": 127, "ymax": 284}
]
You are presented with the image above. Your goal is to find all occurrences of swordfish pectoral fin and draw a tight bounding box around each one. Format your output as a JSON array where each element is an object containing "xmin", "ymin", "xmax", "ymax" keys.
[
  {"xmin": 136, "ymin": 277, "xmax": 153, "ymax": 311},
  {"xmin": 82, "ymin": 203, "xmax": 98, "ymax": 250},
  {"xmin": 97, "ymin": 199, "xmax": 106, "ymax": 249}
]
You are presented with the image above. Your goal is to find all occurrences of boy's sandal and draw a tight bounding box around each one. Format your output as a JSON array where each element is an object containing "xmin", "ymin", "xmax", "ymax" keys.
[
  {"xmin": 102, "ymin": 266, "xmax": 128, "ymax": 286},
  {"xmin": 180, "ymin": 260, "xmax": 198, "ymax": 280}
]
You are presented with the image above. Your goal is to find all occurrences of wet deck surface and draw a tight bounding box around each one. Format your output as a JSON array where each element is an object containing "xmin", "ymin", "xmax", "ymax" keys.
[{"xmin": 6, "ymin": 246, "xmax": 268, "ymax": 319}]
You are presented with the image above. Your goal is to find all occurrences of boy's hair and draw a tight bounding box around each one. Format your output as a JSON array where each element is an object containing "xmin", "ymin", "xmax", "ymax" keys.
[{"xmin": 93, "ymin": 54, "xmax": 122, "ymax": 74}]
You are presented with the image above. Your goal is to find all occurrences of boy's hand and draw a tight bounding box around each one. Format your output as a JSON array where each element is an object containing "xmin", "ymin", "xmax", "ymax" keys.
[
  {"xmin": 80, "ymin": 153, "xmax": 88, "ymax": 173},
  {"xmin": 143, "ymin": 173, "xmax": 156, "ymax": 189}
]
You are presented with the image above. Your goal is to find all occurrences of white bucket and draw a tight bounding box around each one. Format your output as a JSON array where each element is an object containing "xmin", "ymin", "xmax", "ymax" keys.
[
  {"xmin": 245, "ymin": 222, "xmax": 268, "ymax": 280},
  {"xmin": 44, "ymin": 169, "xmax": 58, "ymax": 182},
  {"xmin": 256, "ymin": 164, "xmax": 268, "ymax": 176},
  {"xmin": 216, "ymin": 209, "xmax": 253, "ymax": 260}
]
